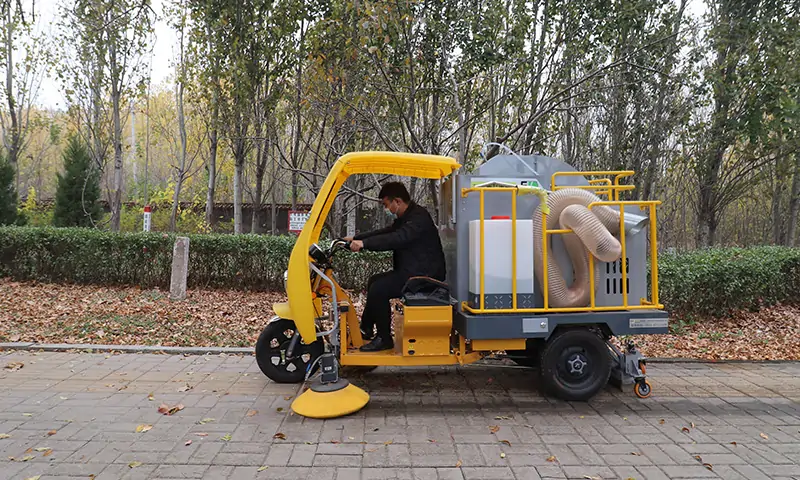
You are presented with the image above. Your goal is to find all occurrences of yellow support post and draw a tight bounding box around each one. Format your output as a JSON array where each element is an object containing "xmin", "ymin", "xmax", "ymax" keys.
[
  {"xmin": 541, "ymin": 212, "xmax": 549, "ymax": 310},
  {"xmin": 511, "ymin": 190, "xmax": 517, "ymax": 310},
  {"xmin": 620, "ymin": 207, "xmax": 627, "ymax": 307},
  {"xmin": 650, "ymin": 204, "xmax": 659, "ymax": 306},
  {"xmin": 479, "ymin": 190, "xmax": 485, "ymax": 311}
]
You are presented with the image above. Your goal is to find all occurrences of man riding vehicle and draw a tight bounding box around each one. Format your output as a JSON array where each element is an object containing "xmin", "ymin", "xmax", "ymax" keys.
[{"xmin": 346, "ymin": 182, "xmax": 446, "ymax": 352}]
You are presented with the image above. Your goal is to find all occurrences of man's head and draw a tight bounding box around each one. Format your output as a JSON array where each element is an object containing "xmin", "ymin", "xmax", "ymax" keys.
[{"xmin": 378, "ymin": 181, "xmax": 411, "ymax": 218}]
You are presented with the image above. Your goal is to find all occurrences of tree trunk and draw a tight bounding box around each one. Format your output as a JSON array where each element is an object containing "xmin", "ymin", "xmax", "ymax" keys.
[
  {"xmin": 110, "ymin": 38, "xmax": 123, "ymax": 232},
  {"xmin": 270, "ymin": 137, "xmax": 277, "ymax": 234},
  {"xmin": 642, "ymin": 0, "xmax": 687, "ymax": 201},
  {"xmin": 4, "ymin": 7, "xmax": 19, "ymax": 193},
  {"xmin": 205, "ymin": 118, "xmax": 218, "ymax": 228},
  {"xmin": 234, "ymin": 156, "xmax": 243, "ymax": 234},
  {"xmin": 204, "ymin": 18, "xmax": 219, "ymax": 229},
  {"xmin": 252, "ymin": 139, "xmax": 267, "ymax": 234},
  {"xmin": 771, "ymin": 162, "xmax": 784, "ymax": 245},
  {"xmin": 170, "ymin": 78, "xmax": 188, "ymax": 232},
  {"xmin": 787, "ymin": 153, "xmax": 800, "ymax": 246},
  {"xmin": 291, "ymin": 21, "xmax": 305, "ymax": 209}
]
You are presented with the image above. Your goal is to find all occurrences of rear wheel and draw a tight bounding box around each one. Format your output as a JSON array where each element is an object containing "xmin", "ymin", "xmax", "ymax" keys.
[
  {"xmin": 255, "ymin": 319, "xmax": 323, "ymax": 383},
  {"xmin": 539, "ymin": 329, "xmax": 611, "ymax": 401}
]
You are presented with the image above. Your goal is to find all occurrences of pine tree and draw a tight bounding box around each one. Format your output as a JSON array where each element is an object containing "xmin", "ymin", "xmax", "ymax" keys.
[
  {"xmin": 0, "ymin": 155, "xmax": 21, "ymax": 226},
  {"xmin": 53, "ymin": 136, "xmax": 102, "ymax": 227}
]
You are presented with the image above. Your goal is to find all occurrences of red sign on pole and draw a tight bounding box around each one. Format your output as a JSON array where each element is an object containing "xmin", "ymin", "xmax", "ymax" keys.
[{"xmin": 288, "ymin": 210, "xmax": 311, "ymax": 233}]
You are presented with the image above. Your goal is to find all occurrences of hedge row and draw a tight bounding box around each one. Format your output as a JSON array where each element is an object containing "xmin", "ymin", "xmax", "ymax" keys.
[
  {"xmin": 1, "ymin": 227, "xmax": 799, "ymax": 316},
  {"xmin": 0, "ymin": 227, "xmax": 390, "ymax": 291},
  {"xmin": 658, "ymin": 246, "xmax": 800, "ymax": 316}
]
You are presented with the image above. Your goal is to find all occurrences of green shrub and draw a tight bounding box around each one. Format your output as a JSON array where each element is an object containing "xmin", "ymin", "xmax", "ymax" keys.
[
  {"xmin": 0, "ymin": 156, "xmax": 23, "ymax": 226},
  {"xmin": 52, "ymin": 136, "xmax": 102, "ymax": 227},
  {"xmin": 658, "ymin": 246, "xmax": 800, "ymax": 316},
  {"xmin": 0, "ymin": 226, "xmax": 390, "ymax": 291},
  {"xmin": 1, "ymin": 226, "xmax": 798, "ymax": 315}
]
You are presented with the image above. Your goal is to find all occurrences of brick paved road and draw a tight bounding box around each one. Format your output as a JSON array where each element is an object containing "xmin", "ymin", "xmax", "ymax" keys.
[{"xmin": 1, "ymin": 351, "xmax": 799, "ymax": 480}]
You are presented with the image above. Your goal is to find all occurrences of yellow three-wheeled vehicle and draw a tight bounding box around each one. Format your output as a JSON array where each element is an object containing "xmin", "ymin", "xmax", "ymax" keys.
[{"xmin": 255, "ymin": 151, "xmax": 668, "ymax": 418}]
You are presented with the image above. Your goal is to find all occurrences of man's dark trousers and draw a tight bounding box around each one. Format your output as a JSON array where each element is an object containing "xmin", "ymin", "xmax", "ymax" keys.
[{"xmin": 361, "ymin": 270, "xmax": 409, "ymax": 341}]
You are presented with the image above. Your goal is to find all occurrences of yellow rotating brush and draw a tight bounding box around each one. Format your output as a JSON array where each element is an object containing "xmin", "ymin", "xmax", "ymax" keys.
[{"xmin": 291, "ymin": 353, "xmax": 369, "ymax": 419}]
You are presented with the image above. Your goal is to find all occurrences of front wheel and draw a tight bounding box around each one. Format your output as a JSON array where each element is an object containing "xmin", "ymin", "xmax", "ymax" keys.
[
  {"xmin": 255, "ymin": 319, "xmax": 323, "ymax": 383},
  {"xmin": 539, "ymin": 328, "xmax": 611, "ymax": 401}
]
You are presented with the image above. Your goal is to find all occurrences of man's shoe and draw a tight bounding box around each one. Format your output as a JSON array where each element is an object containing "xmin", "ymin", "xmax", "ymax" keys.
[{"xmin": 359, "ymin": 336, "xmax": 394, "ymax": 352}]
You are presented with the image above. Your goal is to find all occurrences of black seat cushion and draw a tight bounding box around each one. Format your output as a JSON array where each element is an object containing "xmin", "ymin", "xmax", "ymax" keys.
[{"xmin": 402, "ymin": 276, "xmax": 452, "ymax": 306}]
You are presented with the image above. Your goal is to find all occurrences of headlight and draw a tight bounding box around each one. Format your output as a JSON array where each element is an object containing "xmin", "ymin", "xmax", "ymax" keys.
[{"xmin": 283, "ymin": 270, "xmax": 289, "ymax": 292}]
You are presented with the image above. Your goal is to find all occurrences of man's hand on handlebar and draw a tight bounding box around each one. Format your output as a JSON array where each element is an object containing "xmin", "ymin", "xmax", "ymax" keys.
[{"xmin": 349, "ymin": 240, "xmax": 364, "ymax": 252}]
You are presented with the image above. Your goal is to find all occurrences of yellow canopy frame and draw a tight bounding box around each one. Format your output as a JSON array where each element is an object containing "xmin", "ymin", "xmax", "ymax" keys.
[{"xmin": 279, "ymin": 151, "xmax": 461, "ymax": 343}]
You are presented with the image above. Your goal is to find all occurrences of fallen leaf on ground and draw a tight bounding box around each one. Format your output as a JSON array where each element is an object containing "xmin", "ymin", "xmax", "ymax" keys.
[
  {"xmin": 659, "ymin": 419, "xmax": 665, "ymax": 425},
  {"xmin": 384, "ymin": 440, "xmax": 393, "ymax": 446},
  {"xmin": 185, "ymin": 440, "xmax": 192, "ymax": 446},
  {"xmin": 455, "ymin": 460, "xmax": 462, "ymax": 468},
  {"xmin": 43, "ymin": 449, "xmax": 53, "ymax": 457},
  {"xmin": 500, "ymin": 452, "xmax": 506, "ymax": 458},
  {"xmin": 128, "ymin": 461, "xmax": 142, "ymax": 468},
  {"xmin": 4, "ymin": 362, "xmax": 23, "ymax": 371},
  {"xmin": 135, "ymin": 424, "xmax": 153, "ymax": 433},
  {"xmin": 583, "ymin": 476, "xmax": 601, "ymax": 480},
  {"xmin": 24, "ymin": 476, "xmax": 40, "ymax": 480},
  {"xmin": 177, "ymin": 384, "xmax": 193, "ymax": 392},
  {"xmin": 703, "ymin": 463, "xmax": 713, "ymax": 470},
  {"xmin": 221, "ymin": 434, "xmax": 232, "ymax": 441},
  {"xmin": 247, "ymin": 410, "xmax": 258, "ymax": 416},
  {"xmin": 195, "ymin": 433, "xmax": 208, "ymax": 437},
  {"xmin": 258, "ymin": 466, "xmax": 268, "ymax": 472},
  {"xmin": 22, "ymin": 455, "xmax": 35, "ymax": 461},
  {"xmin": 730, "ymin": 441, "xmax": 737, "ymax": 446},
  {"xmin": 34, "ymin": 447, "xmax": 50, "ymax": 452},
  {"xmin": 691, "ymin": 422, "xmax": 696, "ymax": 428},
  {"xmin": 631, "ymin": 452, "xmax": 641, "ymax": 456},
  {"xmin": 694, "ymin": 455, "xmax": 702, "ymax": 461},
  {"xmin": 681, "ymin": 427, "xmax": 691, "ymax": 433},
  {"xmin": 330, "ymin": 440, "xmax": 340, "ymax": 444},
  {"xmin": 23, "ymin": 413, "xmax": 32, "ymax": 417},
  {"xmin": 760, "ymin": 433, "xmax": 769, "ymax": 440},
  {"xmin": 47, "ymin": 430, "xmax": 57, "ymax": 436},
  {"xmin": 198, "ymin": 418, "xmax": 215, "ymax": 424},
  {"xmin": 0, "ymin": 434, "xmax": 10, "ymax": 439},
  {"xmin": 546, "ymin": 455, "xmax": 557, "ymax": 462},
  {"xmin": 25, "ymin": 448, "xmax": 32, "ymax": 454},
  {"xmin": 489, "ymin": 425, "xmax": 500, "ymax": 434},
  {"xmin": 283, "ymin": 396, "xmax": 293, "ymax": 401},
  {"xmin": 499, "ymin": 440, "xmax": 511, "ymax": 446},
  {"xmin": 158, "ymin": 403, "xmax": 184, "ymax": 415},
  {"xmin": 148, "ymin": 393, "xmax": 154, "ymax": 401},
  {"xmin": 276, "ymin": 408, "xmax": 283, "ymax": 413},
  {"xmin": 494, "ymin": 415, "xmax": 512, "ymax": 420},
  {"xmin": 273, "ymin": 433, "xmax": 286, "ymax": 440}
]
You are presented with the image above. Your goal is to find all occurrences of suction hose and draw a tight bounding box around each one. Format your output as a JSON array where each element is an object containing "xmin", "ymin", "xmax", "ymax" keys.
[{"xmin": 532, "ymin": 188, "xmax": 622, "ymax": 308}]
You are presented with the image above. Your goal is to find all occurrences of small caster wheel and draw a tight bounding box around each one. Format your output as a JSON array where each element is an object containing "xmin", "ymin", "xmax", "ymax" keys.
[{"xmin": 634, "ymin": 380, "xmax": 652, "ymax": 399}]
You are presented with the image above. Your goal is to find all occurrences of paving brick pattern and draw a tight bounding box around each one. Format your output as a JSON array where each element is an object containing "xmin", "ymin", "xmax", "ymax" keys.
[{"xmin": 1, "ymin": 351, "xmax": 799, "ymax": 479}]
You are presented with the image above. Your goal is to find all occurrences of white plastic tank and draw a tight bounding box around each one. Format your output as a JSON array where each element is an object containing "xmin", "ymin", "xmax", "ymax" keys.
[{"xmin": 468, "ymin": 217, "xmax": 534, "ymax": 308}]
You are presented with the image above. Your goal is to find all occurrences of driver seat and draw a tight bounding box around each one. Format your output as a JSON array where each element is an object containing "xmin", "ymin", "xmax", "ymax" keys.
[{"xmin": 401, "ymin": 276, "xmax": 452, "ymax": 306}]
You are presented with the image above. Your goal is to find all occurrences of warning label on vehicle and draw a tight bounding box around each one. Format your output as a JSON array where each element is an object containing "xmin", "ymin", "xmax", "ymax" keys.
[{"xmin": 629, "ymin": 318, "xmax": 669, "ymax": 329}]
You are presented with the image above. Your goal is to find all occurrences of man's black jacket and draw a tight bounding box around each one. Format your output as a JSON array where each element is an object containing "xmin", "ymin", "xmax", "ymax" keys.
[{"xmin": 354, "ymin": 202, "xmax": 446, "ymax": 281}]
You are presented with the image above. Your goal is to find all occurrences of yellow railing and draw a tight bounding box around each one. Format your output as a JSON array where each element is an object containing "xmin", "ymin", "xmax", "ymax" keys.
[
  {"xmin": 552, "ymin": 170, "xmax": 635, "ymax": 201},
  {"xmin": 460, "ymin": 177, "xmax": 663, "ymax": 315}
]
